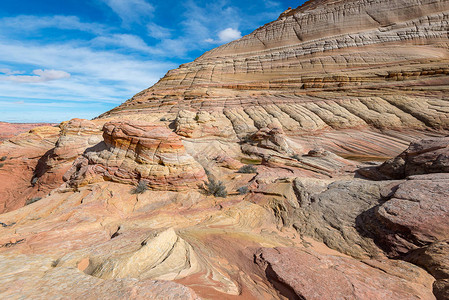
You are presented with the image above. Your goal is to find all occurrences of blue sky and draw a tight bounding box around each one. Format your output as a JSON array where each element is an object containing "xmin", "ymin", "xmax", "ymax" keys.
[{"xmin": 0, "ymin": 0, "xmax": 300, "ymax": 123}]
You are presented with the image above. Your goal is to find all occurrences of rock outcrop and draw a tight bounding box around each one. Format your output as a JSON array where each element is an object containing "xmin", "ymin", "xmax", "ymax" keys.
[
  {"xmin": 0, "ymin": 254, "xmax": 200, "ymax": 300},
  {"xmin": 255, "ymin": 247, "xmax": 435, "ymax": 300},
  {"xmin": 0, "ymin": 122, "xmax": 57, "ymax": 142},
  {"xmin": 0, "ymin": 126, "xmax": 60, "ymax": 213},
  {"xmin": 370, "ymin": 174, "xmax": 449, "ymax": 256},
  {"xmin": 100, "ymin": 0, "xmax": 449, "ymax": 158},
  {"xmin": 64, "ymin": 120, "xmax": 207, "ymax": 190}
]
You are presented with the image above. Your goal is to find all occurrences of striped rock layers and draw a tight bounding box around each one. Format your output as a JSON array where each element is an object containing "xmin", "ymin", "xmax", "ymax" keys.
[{"xmin": 64, "ymin": 121, "xmax": 207, "ymax": 190}]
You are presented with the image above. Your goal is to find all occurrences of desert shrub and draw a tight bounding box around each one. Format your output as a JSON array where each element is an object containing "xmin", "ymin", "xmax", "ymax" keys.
[
  {"xmin": 204, "ymin": 178, "xmax": 228, "ymax": 198},
  {"xmin": 291, "ymin": 154, "xmax": 301, "ymax": 161},
  {"xmin": 237, "ymin": 186, "xmax": 249, "ymax": 195},
  {"xmin": 237, "ymin": 165, "xmax": 257, "ymax": 174},
  {"xmin": 194, "ymin": 115, "xmax": 200, "ymax": 121},
  {"xmin": 131, "ymin": 180, "xmax": 148, "ymax": 194},
  {"xmin": 160, "ymin": 117, "xmax": 167, "ymax": 121},
  {"xmin": 0, "ymin": 163, "xmax": 4, "ymax": 168},
  {"xmin": 0, "ymin": 156, "xmax": 6, "ymax": 161},
  {"xmin": 26, "ymin": 197, "xmax": 42, "ymax": 205}
]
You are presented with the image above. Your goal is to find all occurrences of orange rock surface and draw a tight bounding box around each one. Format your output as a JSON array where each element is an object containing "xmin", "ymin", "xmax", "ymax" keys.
[{"xmin": 0, "ymin": 122, "xmax": 57, "ymax": 142}]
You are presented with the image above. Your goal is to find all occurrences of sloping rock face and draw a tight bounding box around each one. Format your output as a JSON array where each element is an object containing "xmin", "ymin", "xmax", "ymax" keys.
[
  {"xmin": 361, "ymin": 136, "xmax": 449, "ymax": 179},
  {"xmin": 0, "ymin": 254, "xmax": 200, "ymax": 300},
  {"xmin": 0, "ymin": 122, "xmax": 57, "ymax": 142},
  {"xmin": 0, "ymin": 126, "xmax": 60, "ymax": 213},
  {"xmin": 1, "ymin": 0, "xmax": 449, "ymax": 299},
  {"xmin": 64, "ymin": 120, "xmax": 207, "ymax": 190},
  {"xmin": 34, "ymin": 118, "xmax": 104, "ymax": 191},
  {"xmin": 101, "ymin": 0, "xmax": 449, "ymax": 158},
  {"xmin": 255, "ymin": 247, "xmax": 435, "ymax": 300}
]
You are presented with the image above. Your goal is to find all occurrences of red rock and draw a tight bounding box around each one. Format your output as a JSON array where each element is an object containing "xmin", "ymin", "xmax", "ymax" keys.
[
  {"xmin": 255, "ymin": 247, "xmax": 435, "ymax": 300},
  {"xmin": 370, "ymin": 174, "xmax": 449, "ymax": 256},
  {"xmin": 0, "ymin": 126, "xmax": 60, "ymax": 213},
  {"xmin": 0, "ymin": 122, "xmax": 57, "ymax": 142},
  {"xmin": 77, "ymin": 257, "xmax": 90, "ymax": 272}
]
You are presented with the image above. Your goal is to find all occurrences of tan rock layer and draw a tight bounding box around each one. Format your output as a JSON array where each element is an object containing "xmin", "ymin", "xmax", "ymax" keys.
[{"xmin": 64, "ymin": 121, "xmax": 207, "ymax": 190}]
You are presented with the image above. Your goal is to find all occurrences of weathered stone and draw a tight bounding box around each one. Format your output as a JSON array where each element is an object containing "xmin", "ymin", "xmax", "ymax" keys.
[
  {"xmin": 0, "ymin": 126, "xmax": 60, "ymax": 213},
  {"xmin": 64, "ymin": 120, "xmax": 207, "ymax": 190},
  {"xmin": 255, "ymin": 247, "xmax": 435, "ymax": 300},
  {"xmin": 361, "ymin": 137, "xmax": 449, "ymax": 179},
  {"xmin": 406, "ymin": 241, "xmax": 449, "ymax": 300},
  {"xmin": 367, "ymin": 174, "xmax": 449, "ymax": 256},
  {"xmin": 0, "ymin": 122, "xmax": 57, "ymax": 142}
]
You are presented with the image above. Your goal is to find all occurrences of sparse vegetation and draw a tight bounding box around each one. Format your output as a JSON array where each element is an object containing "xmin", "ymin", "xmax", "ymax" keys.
[
  {"xmin": 291, "ymin": 154, "xmax": 301, "ymax": 161},
  {"xmin": 131, "ymin": 180, "xmax": 148, "ymax": 194},
  {"xmin": 0, "ymin": 163, "xmax": 4, "ymax": 168},
  {"xmin": 194, "ymin": 115, "xmax": 200, "ymax": 121},
  {"xmin": 160, "ymin": 117, "xmax": 167, "ymax": 121},
  {"xmin": 0, "ymin": 156, "xmax": 6, "ymax": 161},
  {"xmin": 26, "ymin": 197, "xmax": 42, "ymax": 205},
  {"xmin": 203, "ymin": 178, "xmax": 228, "ymax": 198},
  {"xmin": 237, "ymin": 165, "xmax": 257, "ymax": 174},
  {"xmin": 237, "ymin": 186, "xmax": 249, "ymax": 195}
]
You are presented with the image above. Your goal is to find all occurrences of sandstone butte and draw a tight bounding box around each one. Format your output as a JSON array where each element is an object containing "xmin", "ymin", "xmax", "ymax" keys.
[{"xmin": 0, "ymin": 0, "xmax": 449, "ymax": 299}]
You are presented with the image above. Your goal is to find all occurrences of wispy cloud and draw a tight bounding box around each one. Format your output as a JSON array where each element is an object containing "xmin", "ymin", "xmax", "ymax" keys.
[
  {"xmin": 0, "ymin": 0, "xmax": 289, "ymax": 122},
  {"xmin": 0, "ymin": 69, "xmax": 70, "ymax": 83},
  {"xmin": 0, "ymin": 40, "xmax": 174, "ymax": 103},
  {"xmin": 147, "ymin": 23, "xmax": 172, "ymax": 39},
  {"xmin": 0, "ymin": 15, "xmax": 107, "ymax": 35},
  {"xmin": 101, "ymin": 0, "xmax": 155, "ymax": 24}
]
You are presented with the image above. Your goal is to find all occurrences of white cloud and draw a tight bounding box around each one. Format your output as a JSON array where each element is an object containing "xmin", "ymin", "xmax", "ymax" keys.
[
  {"xmin": 0, "ymin": 15, "xmax": 106, "ymax": 35},
  {"xmin": 206, "ymin": 28, "xmax": 242, "ymax": 44},
  {"xmin": 101, "ymin": 0, "xmax": 154, "ymax": 24},
  {"xmin": 0, "ymin": 40, "xmax": 174, "ymax": 103},
  {"xmin": 92, "ymin": 34, "xmax": 152, "ymax": 52},
  {"xmin": 1, "ymin": 69, "xmax": 70, "ymax": 83},
  {"xmin": 0, "ymin": 68, "xmax": 24, "ymax": 75},
  {"xmin": 263, "ymin": 0, "xmax": 282, "ymax": 8},
  {"xmin": 218, "ymin": 28, "xmax": 242, "ymax": 42},
  {"xmin": 147, "ymin": 23, "xmax": 171, "ymax": 39},
  {"xmin": 0, "ymin": 1, "xmax": 287, "ymax": 122}
]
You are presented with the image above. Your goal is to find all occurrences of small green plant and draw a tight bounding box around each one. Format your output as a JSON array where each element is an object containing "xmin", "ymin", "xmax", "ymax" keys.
[
  {"xmin": 291, "ymin": 154, "xmax": 301, "ymax": 161},
  {"xmin": 204, "ymin": 178, "xmax": 228, "ymax": 198},
  {"xmin": 160, "ymin": 117, "xmax": 167, "ymax": 121},
  {"xmin": 237, "ymin": 186, "xmax": 249, "ymax": 195},
  {"xmin": 194, "ymin": 115, "xmax": 200, "ymax": 121},
  {"xmin": 0, "ymin": 156, "xmax": 6, "ymax": 161},
  {"xmin": 131, "ymin": 180, "xmax": 148, "ymax": 194},
  {"xmin": 237, "ymin": 165, "xmax": 257, "ymax": 174},
  {"xmin": 0, "ymin": 163, "xmax": 4, "ymax": 168},
  {"xmin": 26, "ymin": 197, "xmax": 42, "ymax": 205}
]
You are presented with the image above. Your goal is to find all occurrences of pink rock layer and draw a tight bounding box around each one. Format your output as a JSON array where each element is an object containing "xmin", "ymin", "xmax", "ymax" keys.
[{"xmin": 64, "ymin": 120, "xmax": 207, "ymax": 190}]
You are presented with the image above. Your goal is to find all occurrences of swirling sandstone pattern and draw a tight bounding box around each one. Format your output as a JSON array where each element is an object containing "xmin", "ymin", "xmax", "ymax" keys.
[
  {"xmin": 101, "ymin": 0, "xmax": 449, "ymax": 157},
  {"xmin": 1, "ymin": 0, "xmax": 449, "ymax": 299},
  {"xmin": 64, "ymin": 121, "xmax": 207, "ymax": 190}
]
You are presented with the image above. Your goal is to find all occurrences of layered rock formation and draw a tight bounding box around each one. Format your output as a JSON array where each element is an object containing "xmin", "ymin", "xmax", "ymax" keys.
[
  {"xmin": 64, "ymin": 120, "xmax": 207, "ymax": 190},
  {"xmin": 1, "ymin": 0, "xmax": 449, "ymax": 299},
  {"xmin": 101, "ymin": 0, "xmax": 449, "ymax": 158},
  {"xmin": 0, "ymin": 122, "xmax": 57, "ymax": 142},
  {"xmin": 0, "ymin": 126, "xmax": 60, "ymax": 213}
]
